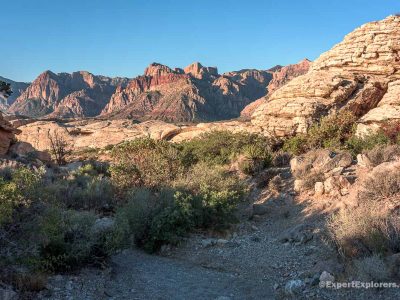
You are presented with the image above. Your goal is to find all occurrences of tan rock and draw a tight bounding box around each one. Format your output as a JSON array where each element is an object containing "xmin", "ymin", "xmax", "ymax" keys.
[
  {"xmin": 314, "ymin": 182, "xmax": 325, "ymax": 196},
  {"xmin": 251, "ymin": 16, "xmax": 400, "ymax": 137},
  {"xmin": 0, "ymin": 113, "xmax": 21, "ymax": 156}
]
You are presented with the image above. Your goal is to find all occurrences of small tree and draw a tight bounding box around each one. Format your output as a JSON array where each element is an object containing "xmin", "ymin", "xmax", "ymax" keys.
[
  {"xmin": 47, "ymin": 130, "xmax": 70, "ymax": 165},
  {"xmin": 0, "ymin": 81, "xmax": 12, "ymax": 98}
]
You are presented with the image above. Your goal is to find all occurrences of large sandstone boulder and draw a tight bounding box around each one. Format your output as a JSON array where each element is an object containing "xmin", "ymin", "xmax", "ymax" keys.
[
  {"xmin": 16, "ymin": 119, "xmax": 182, "ymax": 151},
  {"xmin": 251, "ymin": 16, "xmax": 400, "ymax": 137},
  {"xmin": 0, "ymin": 113, "xmax": 21, "ymax": 155}
]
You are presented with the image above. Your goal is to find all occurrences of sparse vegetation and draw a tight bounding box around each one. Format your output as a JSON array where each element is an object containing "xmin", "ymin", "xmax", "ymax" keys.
[{"xmin": 48, "ymin": 130, "xmax": 71, "ymax": 165}]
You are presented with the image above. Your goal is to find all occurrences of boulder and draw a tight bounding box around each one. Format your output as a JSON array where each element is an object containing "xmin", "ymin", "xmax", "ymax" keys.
[
  {"xmin": 8, "ymin": 141, "xmax": 52, "ymax": 163},
  {"xmin": 0, "ymin": 113, "xmax": 21, "ymax": 156}
]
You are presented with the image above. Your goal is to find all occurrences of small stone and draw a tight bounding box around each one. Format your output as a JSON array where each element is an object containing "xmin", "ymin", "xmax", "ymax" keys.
[
  {"xmin": 294, "ymin": 179, "xmax": 304, "ymax": 193},
  {"xmin": 201, "ymin": 239, "xmax": 215, "ymax": 247},
  {"xmin": 252, "ymin": 215, "xmax": 262, "ymax": 222},
  {"xmin": 273, "ymin": 283, "xmax": 279, "ymax": 290},
  {"xmin": 216, "ymin": 239, "xmax": 228, "ymax": 246},
  {"xmin": 314, "ymin": 182, "xmax": 324, "ymax": 196},
  {"xmin": 251, "ymin": 225, "xmax": 259, "ymax": 231},
  {"xmin": 319, "ymin": 271, "xmax": 335, "ymax": 283},
  {"xmin": 284, "ymin": 279, "xmax": 305, "ymax": 296}
]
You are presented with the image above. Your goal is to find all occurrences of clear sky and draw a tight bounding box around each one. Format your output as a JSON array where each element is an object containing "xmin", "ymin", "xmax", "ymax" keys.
[{"xmin": 2, "ymin": 0, "xmax": 400, "ymax": 82}]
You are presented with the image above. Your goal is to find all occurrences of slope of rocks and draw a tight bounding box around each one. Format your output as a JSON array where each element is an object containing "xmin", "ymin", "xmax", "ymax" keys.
[
  {"xmin": 102, "ymin": 62, "xmax": 272, "ymax": 122},
  {"xmin": 251, "ymin": 15, "xmax": 400, "ymax": 137},
  {"xmin": 9, "ymin": 71, "xmax": 129, "ymax": 118}
]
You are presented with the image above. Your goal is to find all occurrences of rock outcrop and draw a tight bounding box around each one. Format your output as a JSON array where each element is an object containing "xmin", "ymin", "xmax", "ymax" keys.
[
  {"xmin": 0, "ymin": 113, "xmax": 21, "ymax": 155},
  {"xmin": 240, "ymin": 59, "xmax": 311, "ymax": 119},
  {"xmin": 251, "ymin": 16, "xmax": 400, "ymax": 137},
  {"xmin": 101, "ymin": 62, "xmax": 272, "ymax": 122},
  {"xmin": 16, "ymin": 118, "xmax": 267, "ymax": 152},
  {"xmin": 9, "ymin": 71, "xmax": 129, "ymax": 118}
]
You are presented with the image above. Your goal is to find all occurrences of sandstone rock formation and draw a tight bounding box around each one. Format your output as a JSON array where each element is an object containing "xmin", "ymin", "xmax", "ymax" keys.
[
  {"xmin": 251, "ymin": 16, "xmax": 400, "ymax": 137},
  {"xmin": 0, "ymin": 113, "xmax": 21, "ymax": 155},
  {"xmin": 16, "ymin": 118, "xmax": 267, "ymax": 152},
  {"xmin": 101, "ymin": 62, "xmax": 272, "ymax": 122},
  {"xmin": 9, "ymin": 71, "xmax": 129, "ymax": 118},
  {"xmin": 240, "ymin": 59, "xmax": 311, "ymax": 119},
  {"xmin": 16, "ymin": 119, "xmax": 182, "ymax": 151}
]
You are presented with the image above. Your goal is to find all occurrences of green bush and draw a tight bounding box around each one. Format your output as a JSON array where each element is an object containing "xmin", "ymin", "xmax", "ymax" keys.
[
  {"xmin": 180, "ymin": 131, "xmax": 271, "ymax": 166},
  {"xmin": 111, "ymin": 138, "xmax": 186, "ymax": 189},
  {"xmin": 43, "ymin": 167, "xmax": 114, "ymax": 210},
  {"xmin": 0, "ymin": 167, "xmax": 43, "ymax": 225},
  {"xmin": 36, "ymin": 207, "xmax": 124, "ymax": 272},
  {"xmin": 345, "ymin": 132, "xmax": 389, "ymax": 157},
  {"xmin": 116, "ymin": 164, "xmax": 245, "ymax": 253},
  {"xmin": 283, "ymin": 111, "xmax": 357, "ymax": 155}
]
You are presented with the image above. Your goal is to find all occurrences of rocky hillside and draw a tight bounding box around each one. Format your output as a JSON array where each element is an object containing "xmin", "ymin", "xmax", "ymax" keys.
[
  {"xmin": 101, "ymin": 62, "xmax": 272, "ymax": 122},
  {"xmin": 9, "ymin": 71, "xmax": 129, "ymax": 118},
  {"xmin": 251, "ymin": 15, "xmax": 400, "ymax": 137},
  {"xmin": 0, "ymin": 76, "xmax": 29, "ymax": 111},
  {"xmin": 240, "ymin": 59, "xmax": 311, "ymax": 119}
]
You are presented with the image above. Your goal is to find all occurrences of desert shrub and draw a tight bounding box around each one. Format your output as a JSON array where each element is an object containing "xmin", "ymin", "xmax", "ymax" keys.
[
  {"xmin": 111, "ymin": 138, "xmax": 185, "ymax": 189},
  {"xmin": 272, "ymin": 151, "xmax": 291, "ymax": 167},
  {"xmin": 283, "ymin": 111, "xmax": 357, "ymax": 155},
  {"xmin": 329, "ymin": 205, "xmax": 400, "ymax": 259},
  {"xmin": 43, "ymin": 166, "xmax": 114, "ymax": 210},
  {"xmin": 36, "ymin": 207, "xmax": 123, "ymax": 272},
  {"xmin": 353, "ymin": 255, "xmax": 390, "ymax": 282},
  {"xmin": 282, "ymin": 135, "xmax": 309, "ymax": 155},
  {"xmin": 237, "ymin": 144, "xmax": 272, "ymax": 175},
  {"xmin": 380, "ymin": 120, "xmax": 400, "ymax": 144},
  {"xmin": 345, "ymin": 131, "xmax": 389, "ymax": 157},
  {"xmin": 180, "ymin": 131, "xmax": 271, "ymax": 166},
  {"xmin": 359, "ymin": 169, "xmax": 400, "ymax": 201},
  {"xmin": 117, "ymin": 164, "xmax": 245, "ymax": 253},
  {"xmin": 37, "ymin": 208, "xmax": 96, "ymax": 272},
  {"xmin": 116, "ymin": 188, "xmax": 195, "ymax": 253},
  {"xmin": 0, "ymin": 167, "xmax": 43, "ymax": 225},
  {"xmin": 363, "ymin": 144, "xmax": 400, "ymax": 167},
  {"xmin": 173, "ymin": 162, "xmax": 246, "ymax": 197}
]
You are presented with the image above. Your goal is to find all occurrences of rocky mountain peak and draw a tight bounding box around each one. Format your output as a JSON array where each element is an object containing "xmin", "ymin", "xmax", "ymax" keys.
[
  {"xmin": 184, "ymin": 62, "xmax": 218, "ymax": 79},
  {"xmin": 144, "ymin": 63, "xmax": 175, "ymax": 77}
]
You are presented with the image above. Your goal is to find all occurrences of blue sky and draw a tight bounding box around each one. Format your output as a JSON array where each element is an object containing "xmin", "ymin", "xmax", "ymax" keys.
[{"xmin": 2, "ymin": 0, "xmax": 400, "ymax": 82}]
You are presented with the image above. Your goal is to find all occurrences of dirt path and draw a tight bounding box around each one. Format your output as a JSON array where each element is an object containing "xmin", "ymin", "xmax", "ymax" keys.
[{"xmin": 37, "ymin": 172, "xmax": 400, "ymax": 300}]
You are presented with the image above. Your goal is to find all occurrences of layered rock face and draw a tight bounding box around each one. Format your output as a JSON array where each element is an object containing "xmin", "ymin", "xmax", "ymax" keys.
[
  {"xmin": 0, "ymin": 76, "xmax": 30, "ymax": 111},
  {"xmin": 9, "ymin": 71, "xmax": 129, "ymax": 118},
  {"xmin": 240, "ymin": 59, "xmax": 311, "ymax": 119},
  {"xmin": 251, "ymin": 16, "xmax": 400, "ymax": 137},
  {"xmin": 0, "ymin": 112, "xmax": 21, "ymax": 155},
  {"xmin": 102, "ymin": 62, "xmax": 272, "ymax": 122}
]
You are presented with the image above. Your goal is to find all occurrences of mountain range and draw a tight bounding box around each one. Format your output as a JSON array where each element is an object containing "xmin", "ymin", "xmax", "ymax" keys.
[{"xmin": 1, "ymin": 60, "xmax": 310, "ymax": 122}]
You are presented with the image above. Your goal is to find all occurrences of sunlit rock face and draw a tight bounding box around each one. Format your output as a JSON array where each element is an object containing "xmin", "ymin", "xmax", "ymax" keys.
[{"xmin": 251, "ymin": 16, "xmax": 400, "ymax": 137}]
